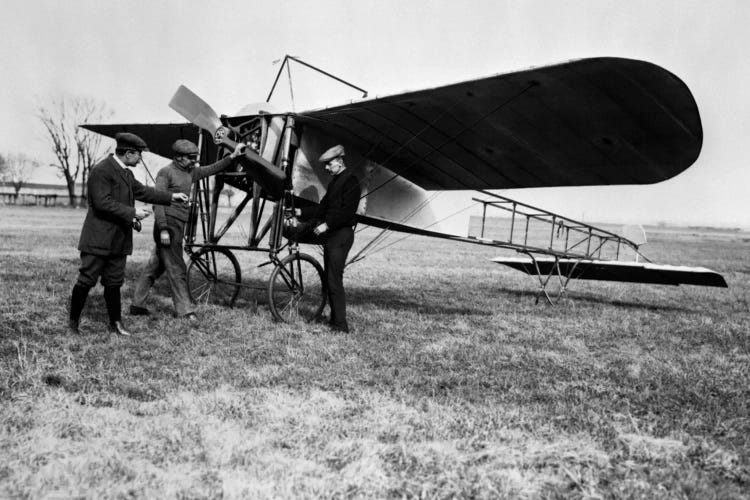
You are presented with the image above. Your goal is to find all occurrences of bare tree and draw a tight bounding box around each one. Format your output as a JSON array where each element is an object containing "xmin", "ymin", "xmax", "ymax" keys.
[
  {"xmin": 37, "ymin": 96, "xmax": 112, "ymax": 206},
  {"xmin": 2, "ymin": 153, "xmax": 39, "ymax": 197}
]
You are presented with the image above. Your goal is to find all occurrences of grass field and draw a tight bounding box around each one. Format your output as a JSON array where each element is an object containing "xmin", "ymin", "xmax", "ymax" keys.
[{"xmin": 1, "ymin": 205, "xmax": 749, "ymax": 499}]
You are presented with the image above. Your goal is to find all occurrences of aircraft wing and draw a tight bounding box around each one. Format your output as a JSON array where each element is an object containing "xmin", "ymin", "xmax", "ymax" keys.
[
  {"xmin": 297, "ymin": 57, "xmax": 702, "ymax": 190},
  {"xmin": 80, "ymin": 123, "xmax": 201, "ymax": 160}
]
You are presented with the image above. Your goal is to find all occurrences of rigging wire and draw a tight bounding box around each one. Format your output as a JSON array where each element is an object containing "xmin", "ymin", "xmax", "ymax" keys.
[
  {"xmin": 347, "ymin": 100, "xmax": 465, "ymax": 199},
  {"xmin": 286, "ymin": 61, "xmax": 295, "ymax": 112},
  {"xmin": 345, "ymin": 83, "xmax": 537, "ymax": 265},
  {"xmin": 338, "ymin": 96, "xmax": 474, "ymax": 260},
  {"xmin": 362, "ymin": 81, "xmax": 538, "ymax": 200},
  {"xmin": 344, "ymin": 82, "xmax": 539, "ymax": 264},
  {"xmin": 137, "ymin": 157, "xmax": 156, "ymax": 185},
  {"xmin": 348, "ymin": 191, "xmax": 443, "ymax": 264},
  {"xmin": 272, "ymin": 59, "xmax": 538, "ymax": 267},
  {"xmin": 347, "ymin": 196, "xmax": 481, "ymax": 266},
  {"xmin": 354, "ymin": 190, "xmax": 442, "ymax": 237}
]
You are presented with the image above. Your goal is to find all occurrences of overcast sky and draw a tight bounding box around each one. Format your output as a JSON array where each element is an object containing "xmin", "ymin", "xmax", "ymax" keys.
[{"xmin": 3, "ymin": 0, "xmax": 749, "ymax": 229}]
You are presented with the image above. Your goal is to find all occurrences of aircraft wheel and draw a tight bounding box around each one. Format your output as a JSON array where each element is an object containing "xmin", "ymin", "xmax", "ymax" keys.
[
  {"xmin": 187, "ymin": 248, "xmax": 241, "ymax": 307},
  {"xmin": 268, "ymin": 252, "xmax": 325, "ymax": 322}
]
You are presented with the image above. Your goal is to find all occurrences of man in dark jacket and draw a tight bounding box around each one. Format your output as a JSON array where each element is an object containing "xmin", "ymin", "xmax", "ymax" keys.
[
  {"xmin": 68, "ymin": 132, "xmax": 189, "ymax": 336},
  {"xmin": 297, "ymin": 145, "xmax": 361, "ymax": 333},
  {"xmin": 130, "ymin": 139, "xmax": 245, "ymax": 322}
]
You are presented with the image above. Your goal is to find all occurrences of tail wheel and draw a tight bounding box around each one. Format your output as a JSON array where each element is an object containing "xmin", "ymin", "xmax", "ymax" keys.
[
  {"xmin": 187, "ymin": 248, "xmax": 241, "ymax": 307},
  {"xmin": 268, "ymin": 253, "xmax": 325, "ymax": 322}
]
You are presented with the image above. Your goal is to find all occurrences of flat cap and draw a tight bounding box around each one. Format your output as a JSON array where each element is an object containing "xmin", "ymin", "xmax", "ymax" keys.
[
  {"xmin": 115, "ymin": 132, "xmax": 148, "ymax": 151},
  {"xmin": 172, "ymin": 139, "xmax": 199, "ymax": 155},
  {"xmin": 318, "ymin": 144, "xmax": 345, "ymax": 163}
]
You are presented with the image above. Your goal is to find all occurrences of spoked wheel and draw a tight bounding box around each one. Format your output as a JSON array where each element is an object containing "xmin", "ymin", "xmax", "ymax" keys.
[
  {"xmin": 268, "ymin": 252, "xmax": 325, "ymax": 322},
  {"xmin": 187, "ymin": 247, "xmax": 241, "ymax": 307}
]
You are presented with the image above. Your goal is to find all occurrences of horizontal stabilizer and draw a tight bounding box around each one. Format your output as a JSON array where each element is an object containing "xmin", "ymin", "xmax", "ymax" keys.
[{"xmin": 492, "ymin": 256, "xmax": 727, "ymax": 288}]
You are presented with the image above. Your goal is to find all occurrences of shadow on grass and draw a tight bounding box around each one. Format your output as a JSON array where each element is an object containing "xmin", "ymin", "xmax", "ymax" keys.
[
  {"xmin": 491, "ymin": 286, "xmax": 691, "ymax": 312},
  {"xmin": 347, "ymin": 286, "xmax": 496, "ymax": 316}
]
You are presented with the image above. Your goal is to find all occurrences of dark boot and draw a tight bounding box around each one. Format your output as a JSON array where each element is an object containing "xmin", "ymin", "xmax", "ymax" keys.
[
  {"xmin": 68, "ymin": 284, "xmax": 90, "ymax": 334},
  {"xmin": 104, "ymin": 286, "xmax": 133, "ymax": 336},
  {"xmin": 103, "ymin": 286, "xmax": 121, "ymax": 324},
  {"xmin": 109, "ymin": 321, "xmax": 132, "ymax": 337},
  {"xmin": 67, "ymin": 319, "xmax": 80, "ymax": 335}
]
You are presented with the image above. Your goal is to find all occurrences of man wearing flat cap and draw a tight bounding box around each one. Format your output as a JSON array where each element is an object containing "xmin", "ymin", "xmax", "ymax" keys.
[
  {"xmin": 296, "ymin": 144, "xmax": 361, "ymax": 333},
  {"xmin": 67, "ymin": 132, "xmax": 190, "ymax": 337},
  {"xmin": 130, "ymin": 139, "xmax": 246, "ymax": 324}
]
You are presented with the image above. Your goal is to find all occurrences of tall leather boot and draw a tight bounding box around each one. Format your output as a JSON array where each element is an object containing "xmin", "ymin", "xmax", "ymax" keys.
[
  {"xmin": 104, "ymin": 286, "xmax": 132, "ymax": 336},
  {"xmin": 68, "ymin": 284, "xmax": 90, "ymax": 334}
]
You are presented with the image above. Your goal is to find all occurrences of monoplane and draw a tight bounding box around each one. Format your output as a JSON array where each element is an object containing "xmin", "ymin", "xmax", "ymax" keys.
[{"xmin": 83, "ymin": 56, "xmax": 727, "ymax": 321}]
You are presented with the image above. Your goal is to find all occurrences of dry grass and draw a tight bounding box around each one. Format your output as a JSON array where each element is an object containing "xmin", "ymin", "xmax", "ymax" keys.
[{"xmin": 1, "ymin": 205, "xmax": 749, "ymax": 499}]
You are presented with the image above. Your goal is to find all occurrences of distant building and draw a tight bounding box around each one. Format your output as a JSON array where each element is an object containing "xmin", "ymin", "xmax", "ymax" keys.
[
  {"xmin": 0, "ymin": 181, "xmax": 237, "ymax": 207},
  {"xmin": 0, "ymin": 181, "xmax": 78, "ymax": 206}
]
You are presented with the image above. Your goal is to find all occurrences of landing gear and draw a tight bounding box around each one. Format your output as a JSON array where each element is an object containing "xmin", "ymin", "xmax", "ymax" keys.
[
  {"xmin": 268, "ymin": 252, "xmax": 326, "ymax": 322},
  {"xmin": 187, "ymin": 248, "xmax": 242, "ymax": 307}
]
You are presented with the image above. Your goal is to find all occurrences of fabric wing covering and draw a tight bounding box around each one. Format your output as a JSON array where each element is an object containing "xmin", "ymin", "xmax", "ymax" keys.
[
  {"xmin": 492, "ymin": 257, "xmax": 728, "ymax": 288},
  {"xmin": 298, "ymin": 57, "xmax": 703, "ymax": 190},
  {"xmin": 81, "ymin": 123, "xmax": 200, "ymax": 160}
]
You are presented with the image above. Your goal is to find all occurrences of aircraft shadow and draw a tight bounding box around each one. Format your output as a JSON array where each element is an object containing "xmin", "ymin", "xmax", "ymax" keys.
[
  {"xmin": 347, "ymin": 286, "xmax": 494, "ymax": 316},
  {"xmin": 343, "ymin": 284, "xmax": 689, "ymax": 315},
  {"xmin": 492, "ymin": 286, "xmax": 691, "ymax": 312}
]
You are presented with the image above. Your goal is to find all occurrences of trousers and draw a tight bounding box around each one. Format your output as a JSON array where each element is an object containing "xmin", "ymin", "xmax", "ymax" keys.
[
  {"xmin": 131, "ymin": 220, "xmax": 195, "ymax": 316},
  {"xmin": 76, "ymin": 253, "xmax": 127, "ymax": 288},
  {"xmin": 324, "ymin": 226, "xmax": 354, "ymax": 331}
]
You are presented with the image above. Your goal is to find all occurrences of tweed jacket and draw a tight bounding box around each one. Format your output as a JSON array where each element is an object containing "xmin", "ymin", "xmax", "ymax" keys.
[{"xmin": 78, "ymin": 155, "xmax": 172, "ymax": 256}]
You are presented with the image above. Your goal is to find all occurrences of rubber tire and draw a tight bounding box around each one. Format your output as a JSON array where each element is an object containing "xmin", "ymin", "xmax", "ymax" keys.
[
  {"xmin": 268, "ymin": 252, "xmax": 325, "ymax": 322},
  {"xmin": 187, "ymin": 247, "xmax": 241, "ymax": 307}
]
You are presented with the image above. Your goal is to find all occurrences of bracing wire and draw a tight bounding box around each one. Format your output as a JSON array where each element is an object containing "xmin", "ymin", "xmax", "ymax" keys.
[
  {"xmin": 345, "ymin": 83, "xmax": 538, "ymax": 265},
  {"xmin": 275, "ymin": 61, "xmax": 538, "ymax": 268},
  {"xmin": 362, "ymin": 81, "xmax": 538, "ymax": 200},
  {"xmin": 137, "ymin": 157, "xmax": 156, "ymax": 185},
  {"xmin": 347, "ymin": 196, "xmax": 482, "ymax": 266},
  {"xmin": 348, "ymin": 191, "xmax": 443, "ymax": 263},
  {"xmin": 286, "ymin": 61, "xmax": 295, "ymax": 112}
]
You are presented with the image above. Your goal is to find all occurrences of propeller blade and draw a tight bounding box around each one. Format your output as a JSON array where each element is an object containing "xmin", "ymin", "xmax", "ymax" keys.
[
  {"xmin": 169, "ymin": 85, "xmax": 224, "ymax": 136},
  {"xmin": 168, "ymin": 85, "xmax": 287, "ymax": 197}
]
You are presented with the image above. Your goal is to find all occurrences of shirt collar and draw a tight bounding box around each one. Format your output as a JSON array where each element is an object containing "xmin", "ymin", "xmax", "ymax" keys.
[{"xmin": 112, "ymin": 154, "xmax": 128, "ymax": 170}]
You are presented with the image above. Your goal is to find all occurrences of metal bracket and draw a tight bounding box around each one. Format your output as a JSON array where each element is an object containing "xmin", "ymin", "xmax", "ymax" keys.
[{"xmin": 266, "ymin": 55, "xmax": 368, "ymax": 104}]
